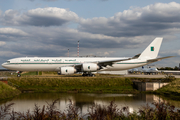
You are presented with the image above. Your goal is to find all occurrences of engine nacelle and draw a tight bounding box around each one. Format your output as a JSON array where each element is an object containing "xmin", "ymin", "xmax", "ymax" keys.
[
  {"xmin": 60, "ymin": 67, "xmax": 76, "ymax": 75},
  {"xmin": 82, "ymin": 63, "xmax": 99, "ymax": 72}
]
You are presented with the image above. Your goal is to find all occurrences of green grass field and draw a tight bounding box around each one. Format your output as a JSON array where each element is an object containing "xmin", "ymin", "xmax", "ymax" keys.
[
  {"xmin": 0, "ymin": 82, "xmax": 21, "ymax": 100},
  {"xmin": 8, "ymin": 76, "xmax": 138, "ymax": 93},
  {"xmin": 7, "ymin": 71, "xmax": 180, "ymax": 100},
  {"xmin": 154, "ymin": 78, "xmax": 180, "ymax": 100}
]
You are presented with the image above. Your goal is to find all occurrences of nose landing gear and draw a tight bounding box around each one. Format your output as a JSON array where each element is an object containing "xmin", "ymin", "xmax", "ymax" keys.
[
  {"xmin": 17, "ymin": 74, "xmax": 21, "ymax": 77},
  {"xmin": 16, "ymin": 71, "xmax": 22, "ymax": 77}
]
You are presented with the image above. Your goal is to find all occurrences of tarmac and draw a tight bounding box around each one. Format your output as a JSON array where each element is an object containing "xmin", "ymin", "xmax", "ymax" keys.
[
  {"xmin": 124, "ymin": 74, "xmax": 180, "ymax": 78},
  {"xmin": 0, "ymin": 74, "xmax": 180, "ymax": 79}
]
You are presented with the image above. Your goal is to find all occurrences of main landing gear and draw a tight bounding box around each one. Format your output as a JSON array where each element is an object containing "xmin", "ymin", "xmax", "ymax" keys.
[{"xmin": 82, "ymin": 72, "xmax": 95, "ymax": 77}]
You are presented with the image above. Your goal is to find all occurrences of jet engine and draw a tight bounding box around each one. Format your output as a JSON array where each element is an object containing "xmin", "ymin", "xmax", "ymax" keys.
[
  {"xmin": 60, "ymin": 67, "xmax": 76, "ymax": 75},
  {"xmin": 82, "ymin": 63, "xmax": 100, "ymax": 72}
]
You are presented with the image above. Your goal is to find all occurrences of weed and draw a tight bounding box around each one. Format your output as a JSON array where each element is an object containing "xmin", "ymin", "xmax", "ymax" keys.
[
  {"xmin": 1, "ymin": 100, "xmax": 180, "ymax": 119},
  {"xmin": 0, "ymin": 103, "xmax": 14, "ymax": 120}
]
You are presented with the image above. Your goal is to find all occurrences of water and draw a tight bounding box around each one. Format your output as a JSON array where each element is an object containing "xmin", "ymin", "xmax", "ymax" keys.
[{"xmin": 1, "ymin": 93, "xmax": 173, "ymax": 116}]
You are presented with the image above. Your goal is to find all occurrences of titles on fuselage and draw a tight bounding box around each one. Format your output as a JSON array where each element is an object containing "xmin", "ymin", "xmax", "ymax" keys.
[{"xmin": 20, "ymin": 59, "xmax": 77, "ymax": 62}]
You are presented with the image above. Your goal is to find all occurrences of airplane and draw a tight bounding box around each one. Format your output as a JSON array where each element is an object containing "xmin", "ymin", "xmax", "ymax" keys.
[
  {"xmin": 128, "ymin": 68, "xmax": 140, "ymax": 74},
  {"xmin": 128, "ymin": 66, "xmax": 159, "ymax": 75},
  {"xmin": 141, "ymin": 66, "xmax": 159, "ymax": 75},
  {"xmin": 1, "ymin": 37, "xmax": 173, "ymax": 77}
]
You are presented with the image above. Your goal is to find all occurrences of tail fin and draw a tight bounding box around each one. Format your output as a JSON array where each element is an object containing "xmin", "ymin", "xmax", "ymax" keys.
[{"xmin": 138, "ymin": 37, "xmax": 163, "ymax": 59}]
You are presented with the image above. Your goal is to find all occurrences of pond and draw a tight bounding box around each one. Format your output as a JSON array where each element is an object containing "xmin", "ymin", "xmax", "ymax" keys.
[{"xmin": 1, "ymin": 93, "xmax": 175, "ymax": 116}]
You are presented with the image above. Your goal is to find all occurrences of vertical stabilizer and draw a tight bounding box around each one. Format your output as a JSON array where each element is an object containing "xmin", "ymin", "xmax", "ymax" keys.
[{"xmin": 138, "ymin": 37, "xmax": 163, "ymax": 59}]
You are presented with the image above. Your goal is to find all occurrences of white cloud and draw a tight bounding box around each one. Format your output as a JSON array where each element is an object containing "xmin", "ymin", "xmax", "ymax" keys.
[
  {"xmin": 177, "ymin": 50, "xmax": 180, "ymax": 56},
  {"xmin": 104, "ymin": 51, "xmax": 115, "ymax": 56},
  {"xmin": 27, "ymin": 7, "xmax": 78, "ymax": 20},
  {"xmin": 1, "ymin": 7, "xmax": 79, "ymax": 26},
  {"xmin": 0, "ymin": 51, "xmax": 22, "ymax": 57},
  {"xmin": 2, "ymin": 9, "xmax": 20, "ymax": 26},
  {"xmin": 0, "ymin": 41, "xmax": 6, "ymax": 46},
  {"xmin": 0, "ymin": 28, "xmax": 28, "ymax": 36},
  {"xmin": 79, "ymin": 2, "xmax": 180, "ymax": 37}
]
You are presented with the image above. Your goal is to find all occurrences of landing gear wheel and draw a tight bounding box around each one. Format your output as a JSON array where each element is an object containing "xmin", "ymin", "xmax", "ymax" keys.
[
  {"xmin": 82, "ymin": 73, "xmax": 95, "ymax": 77},
  {"xmin": 17, "ymin": 74, "xmax": 21, "ymax": 77},
  {"xmin": 91, "ymin": 74, "xmax": 95, "ymax": 77}
]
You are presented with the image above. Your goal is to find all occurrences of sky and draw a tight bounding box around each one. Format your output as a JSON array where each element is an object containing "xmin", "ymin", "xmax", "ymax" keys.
[{"xmin": 0, "ymin": 0, "xmax": 180, "ymax": 68}]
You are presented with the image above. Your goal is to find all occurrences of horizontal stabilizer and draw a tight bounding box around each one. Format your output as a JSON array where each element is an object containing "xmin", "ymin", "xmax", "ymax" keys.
[{"xmin": 147, "ymin": 56, "xmax": 174, "ymax": 63}]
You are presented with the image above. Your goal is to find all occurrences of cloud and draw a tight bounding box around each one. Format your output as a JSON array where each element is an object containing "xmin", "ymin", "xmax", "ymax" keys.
[
  {"xmin": 29, "ymin": 0, "xmax": 58, "ymax": 1},
  {"xmin": 0, "ymin": 28, "xmax": 28, "ymax": 36},
  {"xmin": 23, "ymin": 27, "xmax": 143, "ymax": 49},
  {"xmin": 29, "ymin": 0, "xmax": 108, "ymax": 1},
  {"xmin": 1, "ymin": 7, "xmax": 79, "ymax": 26},
  {"xmin": 1, "ymin": 9, "xmax": 20, "ymax": 26},
  {"xmin": 43, "ymin": 0, "xmax": 58, "ymax": 1},
  {"xmin": 78, "ymin": 2, "xmax": 180, "ymax": 37},
  {"xmin": 1, "ymin": 2, "xmax": 180, "ymax": 51},
  {"xmin": 0, "ymin": 51, "xmax": 22, "ymax": 57},
  {"xmin": 0, "ymin": 39, "xmax": 68, "ymax": 57},
  {"xmin": 0, "ymin": 41, "xmax": 6, "ymax": 46}
]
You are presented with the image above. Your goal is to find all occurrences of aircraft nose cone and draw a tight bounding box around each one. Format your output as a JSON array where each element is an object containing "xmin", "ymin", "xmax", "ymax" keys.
[{"xmin": 2, "ymin": 62, "xmax": 7, "ymax": 68}]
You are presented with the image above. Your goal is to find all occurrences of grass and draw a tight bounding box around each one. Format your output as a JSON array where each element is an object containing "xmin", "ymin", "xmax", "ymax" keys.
[
  {"xmin": 0, "ymin": 82, "xmax": 21, "ymax": 100},
  {"xmin": 21, "ymin": 71, "xmax": 57, "ymax": 76},
  {"xmin": 7, "ymin": 72, "xmax": 180, "ymax": 99},
  {"xmin": 22, "ymin": 71, "xmax": 38, "ymax": 76},
  {"xmin": 8, "ymin": 73, "xmax": 178, "ymax": 94},
  {"xmin": 154, "ymin": 77, "xmax": 180, "ymax": 100},
  {"xmin": 8, "ymin": 77, "xmax": 138, "ymax": 93}
]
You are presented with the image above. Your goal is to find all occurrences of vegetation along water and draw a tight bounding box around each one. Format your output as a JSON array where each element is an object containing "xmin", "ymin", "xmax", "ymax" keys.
[
  {"xmin": 1, "ymin": 99, "xmax": 180, "ymax": 120},
  {"xmin": 0, "ymin": 82, "xmax": 21, "ymax": 100}
]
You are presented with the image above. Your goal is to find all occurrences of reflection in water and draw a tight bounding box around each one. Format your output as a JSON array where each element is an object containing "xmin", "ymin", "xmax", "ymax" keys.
[{"xmin": 0, "ymin": 93, "xmax": 173, "ymax": 115}]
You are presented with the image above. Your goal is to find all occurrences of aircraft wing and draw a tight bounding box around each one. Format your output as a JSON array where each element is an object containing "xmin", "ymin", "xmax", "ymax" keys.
[
  {"xmin": 72, "ymin": 58, "xmax": 132, "ymax": 69},
  {"xmin": 97, "ymin": 58, "xmax": 131, "ymax": 67},
  {"xmin": 147, "ymin": 56, "xmax": 174, "ymax": 63}
]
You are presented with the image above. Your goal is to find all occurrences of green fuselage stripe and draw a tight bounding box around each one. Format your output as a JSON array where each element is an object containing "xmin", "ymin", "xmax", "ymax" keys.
[{"xmin": 6, "ymin": 62, "xmax": 147, "ymax": 65}]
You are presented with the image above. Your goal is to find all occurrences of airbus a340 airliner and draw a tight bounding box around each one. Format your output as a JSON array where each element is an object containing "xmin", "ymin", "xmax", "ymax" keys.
[{"xmin": 2, "ymin": 38, "xmax": 173, "ymax": 77}]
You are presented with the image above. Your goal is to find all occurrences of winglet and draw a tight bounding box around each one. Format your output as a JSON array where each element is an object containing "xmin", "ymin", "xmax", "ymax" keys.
[{"xmin": 138, "ymin": 37, "xmax": 163, "ymax": 59}]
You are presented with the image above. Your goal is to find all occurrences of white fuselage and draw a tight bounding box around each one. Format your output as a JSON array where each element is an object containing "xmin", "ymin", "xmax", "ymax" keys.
[{"xmin": 2, "ymin": 57, "xmax": 148, "ymax": 72}]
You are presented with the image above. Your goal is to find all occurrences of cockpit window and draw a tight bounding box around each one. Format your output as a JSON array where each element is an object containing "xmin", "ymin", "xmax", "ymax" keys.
[{"xmin": 6, "ymin": 61, "xmax": 10, "ymax": 63}]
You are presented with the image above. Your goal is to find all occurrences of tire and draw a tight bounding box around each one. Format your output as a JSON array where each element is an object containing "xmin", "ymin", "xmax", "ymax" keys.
[{"xmin": 17, "ymin": 74, "xmax": 21, "ymax": 77}]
